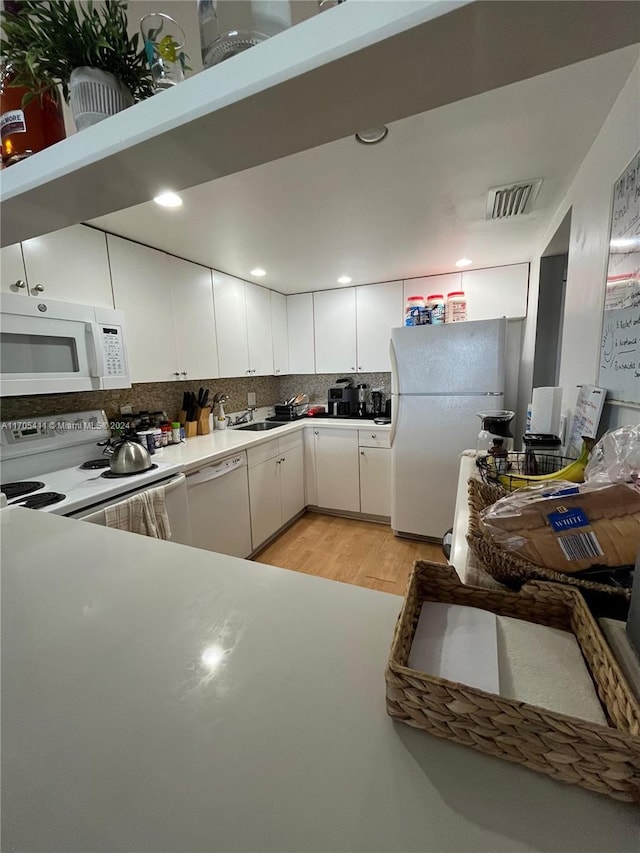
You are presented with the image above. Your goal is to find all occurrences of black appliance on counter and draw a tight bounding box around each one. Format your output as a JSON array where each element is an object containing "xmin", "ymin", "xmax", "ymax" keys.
[{"xmin": 328, "ymin": 385, "xmax": 357, "ymax": 417}]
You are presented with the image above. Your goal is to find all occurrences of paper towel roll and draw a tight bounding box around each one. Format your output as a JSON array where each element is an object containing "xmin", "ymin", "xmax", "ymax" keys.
[{"xmin": 530, "ymin": 386, "xmax": 562, "ymax": 435}]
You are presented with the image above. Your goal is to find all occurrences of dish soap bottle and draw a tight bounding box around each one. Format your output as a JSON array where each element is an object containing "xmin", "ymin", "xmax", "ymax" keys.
[{"xmin": 216, "ymin": 401, "xmax": 227, "ymax": 430}]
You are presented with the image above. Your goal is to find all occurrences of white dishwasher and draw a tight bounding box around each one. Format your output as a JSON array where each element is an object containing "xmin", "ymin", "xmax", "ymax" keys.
[{"xmin": 186, "ymin": 451, "xmax": 252, "ymax": 558}]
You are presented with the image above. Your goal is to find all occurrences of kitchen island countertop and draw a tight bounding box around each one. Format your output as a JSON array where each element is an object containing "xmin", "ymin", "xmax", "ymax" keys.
[{"xmin": 2, "ymin": 507, "xmax": 638, "ymax": 852}]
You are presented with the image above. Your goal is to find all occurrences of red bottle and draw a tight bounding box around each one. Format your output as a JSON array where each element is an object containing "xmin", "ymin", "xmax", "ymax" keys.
[{"xmin": 0, "ymin": 64, "xmax": 66, "ymax": 167}]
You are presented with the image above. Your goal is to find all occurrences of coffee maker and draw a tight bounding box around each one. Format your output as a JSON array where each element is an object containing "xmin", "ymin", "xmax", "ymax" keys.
[{"xmin": 328, "ymin": 384, "xmax": 357, "ymax": 417}]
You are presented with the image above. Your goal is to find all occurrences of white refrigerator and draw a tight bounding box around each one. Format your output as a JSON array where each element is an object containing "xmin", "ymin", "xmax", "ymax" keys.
[{"xmin": 390, "ymin": 318, "xmax": 506, "ymax": 541}]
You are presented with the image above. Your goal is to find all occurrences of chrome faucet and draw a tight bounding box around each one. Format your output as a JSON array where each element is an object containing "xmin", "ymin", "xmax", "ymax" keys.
[{"xmin": 231, "ymin": 407, "xmax": 256, "ymax": 426}]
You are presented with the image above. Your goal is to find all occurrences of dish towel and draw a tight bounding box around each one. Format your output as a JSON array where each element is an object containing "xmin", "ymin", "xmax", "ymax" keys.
[{"xmin": 104, "ymin": 486, "xmax": 171, "ymax": 539}]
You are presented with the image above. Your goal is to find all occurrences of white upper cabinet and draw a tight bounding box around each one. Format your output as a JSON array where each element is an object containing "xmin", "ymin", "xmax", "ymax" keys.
[
  {"xmin": 287, "ymin": 293, "xmax": 315, "ymax": 374},
  {"xmin": 213, "ymin": 271, "xmax": 250, "ymax": 377},
  {"xmin": 403, "ymin": 266, "xmax": 529, "ymax": 321},
  {"xmin": 0, "ymin": 244, "xmax": 27, "ymax": 293},
  {"xmin": 213, "ymin": 274, "xmax": 275, "ymax": 377},
  {"xmin": 109, "ymin": 236, "xmax": 218, "ymax": 382},
  {"xmin": 245, "ymin": 282, "xmax": 274, "ymax": 376},
  {"xmin": 271, "ymin": 291, "xmax": 289, "ymax": 376},
  {"xmin": 355, "ymin": 281, "xmax": 403, "ymax": 373},
  {"xmin": 18, "ymin": 225, "xmax": 113, "ymax": 307},
  {"xmin": 170, "ymin": 260, "xmax": 219, "ymax": 381},
  {"xmin": 314, "ymin": 288, "xmax": 357, "ymax": 374},
  {"xmin": 461, "ymin": 264, "xmax": 529, "ymax": 320},
  {"xmin": 109, "ymin": 235, "xmax": 178, "ymax": 382}
]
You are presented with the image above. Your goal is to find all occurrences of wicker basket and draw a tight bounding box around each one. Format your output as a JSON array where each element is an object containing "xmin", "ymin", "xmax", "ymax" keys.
[
  {"xmin": 385, "ymin": 561, "xmax": 640, "ymax": 802},
  {"xmin": 466, "ymin": 478, "xmax": 631, "ymax": 603}
]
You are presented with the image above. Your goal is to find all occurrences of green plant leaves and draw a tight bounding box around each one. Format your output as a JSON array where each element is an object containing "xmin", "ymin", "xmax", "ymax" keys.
[{"xmin": 0, "ymin": 0, "xmax": 155, "ymax": 102}]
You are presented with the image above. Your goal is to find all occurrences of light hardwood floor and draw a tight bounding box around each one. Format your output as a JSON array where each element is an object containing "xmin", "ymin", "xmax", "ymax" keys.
[{"xmin": 253, "ymin": 511, "xmax": 446, "ymax": 595}]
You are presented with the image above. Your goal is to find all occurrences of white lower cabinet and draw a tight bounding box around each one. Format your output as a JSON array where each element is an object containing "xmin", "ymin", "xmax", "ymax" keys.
[
  {"xmin": 358, "ymin": 429, "xmax": 391, "ymax": 517},
  {"xmin": 312, "ymin": 427, "xmax": 360, "ymax": 513},
  {"xmin": 248, "ymin": 433, "xmax": 304, "ymax": 550}
]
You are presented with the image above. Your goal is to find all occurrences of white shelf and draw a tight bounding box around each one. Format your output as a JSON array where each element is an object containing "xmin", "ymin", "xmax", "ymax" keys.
[{"xmin": 1, "ymin": 0, "xmax": 636, "ymax": 247}]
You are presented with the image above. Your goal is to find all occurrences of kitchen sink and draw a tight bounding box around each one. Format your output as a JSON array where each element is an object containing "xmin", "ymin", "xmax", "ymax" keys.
[{"xmin": 236, "ymin": 422, "xmax": 285, "ymax": 431}]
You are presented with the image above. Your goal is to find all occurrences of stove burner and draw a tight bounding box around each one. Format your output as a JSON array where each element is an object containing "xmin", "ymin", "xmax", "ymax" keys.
[
  {"xmin": 10, "ymin": 491, "xmax": 66, "ymax": 509},
  {"xmin": 80, "ymin": 458, "xmax": 111, "ymax": 470},
  {"xmin": 100, "ymin": 464, "xmax": 158, "ymax": 479},
  {"xmin": 1, "ymin": 481, "xmax": 45, "ymax": 499}
]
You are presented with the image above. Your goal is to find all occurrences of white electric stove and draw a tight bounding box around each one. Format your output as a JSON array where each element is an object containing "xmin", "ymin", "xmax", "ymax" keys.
[{"xmin": 0, "ymin": 410, "xmax": 184, "ymax": 518}]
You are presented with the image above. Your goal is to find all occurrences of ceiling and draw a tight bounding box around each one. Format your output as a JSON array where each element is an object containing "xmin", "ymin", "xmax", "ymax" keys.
[{"xmin": 90, "ymin": 44, "xmax": 640, "ymax": 294}]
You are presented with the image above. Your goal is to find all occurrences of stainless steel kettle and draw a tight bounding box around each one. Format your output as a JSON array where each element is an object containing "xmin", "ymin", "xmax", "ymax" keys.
[{"xmin": 106, "ymin": 437, "xmax": 152, "ymax": 475}]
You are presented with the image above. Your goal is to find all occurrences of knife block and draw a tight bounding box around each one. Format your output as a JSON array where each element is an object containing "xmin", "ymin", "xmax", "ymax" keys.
[
  {"xmin": 197, "ymin": 407, "xmax": 212, "ymax": 435},
  {"xmin": 184, "ymin": 421, "xmax": 198, "ymax": 438}
]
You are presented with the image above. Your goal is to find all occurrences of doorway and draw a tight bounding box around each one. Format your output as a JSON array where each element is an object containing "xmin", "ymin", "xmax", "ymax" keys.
[{"xmin": 533, "ymin": 209, "xmax": 571, "ymax": 387}]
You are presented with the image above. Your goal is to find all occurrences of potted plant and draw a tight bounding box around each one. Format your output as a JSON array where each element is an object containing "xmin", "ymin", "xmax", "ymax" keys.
[{"xmin": 0, "ymin": 0, "xmax": 155, "ymax": 130}]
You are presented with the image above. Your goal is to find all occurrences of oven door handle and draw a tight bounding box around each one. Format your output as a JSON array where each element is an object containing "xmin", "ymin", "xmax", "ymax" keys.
[{"xmin": 86, "ymin": 322, "xmax": 105, "ymax": 378}]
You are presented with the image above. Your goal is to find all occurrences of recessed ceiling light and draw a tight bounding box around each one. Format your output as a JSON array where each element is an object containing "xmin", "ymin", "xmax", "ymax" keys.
[
  {"xmin": 153, "ymin": 191, "xmax": 182, "ymax": 208},
  {"xmin": 337, "ymin": 275, "xmax": 352, "ymax": 284},
  {"xmin": 355, "ymin": 126, "xmax": 388, "ymax": 145},
  {"xmin": 250, "ymin": 268, "xmax": 266, "ymax": 277},
  {"xmin": 455, "ymin": 258, "xmax": 473, "ymax": 267}
]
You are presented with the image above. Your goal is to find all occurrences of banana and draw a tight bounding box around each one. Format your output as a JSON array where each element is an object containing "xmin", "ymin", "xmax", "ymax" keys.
[{"xmin": 497, "ymin": 442, "xmax": 590, "ymax": 490}]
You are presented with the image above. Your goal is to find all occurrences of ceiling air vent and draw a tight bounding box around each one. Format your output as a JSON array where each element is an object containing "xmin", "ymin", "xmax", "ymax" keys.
[{"xmin": 486, "ymin": 179, "xmax": 543, "ymax": 220}]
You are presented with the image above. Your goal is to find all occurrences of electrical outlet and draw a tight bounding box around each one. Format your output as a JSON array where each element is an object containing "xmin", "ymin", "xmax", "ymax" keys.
[
  {"xmin": 247, "ymin": 392, "xmax": 256, "ymax": 407},
  {"xmin": 120, "ymin": 404, "xmax": 133, "ymax": 415}
]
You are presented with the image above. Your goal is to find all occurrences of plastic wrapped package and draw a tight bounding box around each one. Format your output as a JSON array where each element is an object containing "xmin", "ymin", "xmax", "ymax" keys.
[
  {"xmin": 479, "ymin": 479, "xmax": 640, "ymax": 574},
  {"xmin": 584, "ymin": 424, "xmax": 640, "ymax": 485}
]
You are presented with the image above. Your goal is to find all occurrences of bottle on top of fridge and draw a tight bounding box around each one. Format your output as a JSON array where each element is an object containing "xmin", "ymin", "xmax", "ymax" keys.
[
  {"xmin": 404, "ymin": 295, "xmax": 429, "ymax": 326},
  {"xmin": 426, "ymin": 294, "xmax": 446, "ymax": 324},
  {"xmin": 445, "ymin": 291, "xmax": 467, "ymax": 322}
]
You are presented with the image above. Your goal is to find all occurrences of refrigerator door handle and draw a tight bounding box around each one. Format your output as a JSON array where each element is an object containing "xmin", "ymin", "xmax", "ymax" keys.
[
  {"xmin": 389, "ymin": 338, "xmax": 399, "ymax": 396},
  {"xmin": 389, "ymin": 339, "xmax": 399, "ymax": 446}
]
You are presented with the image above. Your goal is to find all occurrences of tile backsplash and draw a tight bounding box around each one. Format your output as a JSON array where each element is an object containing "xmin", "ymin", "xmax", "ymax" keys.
[
  {"xmin": 278, "ymin": 373, "xmax": 391, "ymax": 405},
  {"xmin": 0, "ymin": 373, "xmax": 391, "ymax": 422}
]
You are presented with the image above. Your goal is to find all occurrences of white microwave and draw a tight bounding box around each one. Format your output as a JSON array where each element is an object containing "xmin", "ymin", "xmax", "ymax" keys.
[{"xmin": 0, "ymin": 292, "xmax": 131, "ymax": 396}]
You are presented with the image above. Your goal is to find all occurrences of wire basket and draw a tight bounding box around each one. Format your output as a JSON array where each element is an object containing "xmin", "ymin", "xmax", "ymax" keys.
[{"xmin": 476, "ymin": 450, "xmax": 578, "ymax": 490}]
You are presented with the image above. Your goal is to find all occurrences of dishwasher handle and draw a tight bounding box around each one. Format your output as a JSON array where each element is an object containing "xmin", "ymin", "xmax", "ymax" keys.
[{"xmin": 186, "ymin": 454, "xmax": 246, "ymax": 486}]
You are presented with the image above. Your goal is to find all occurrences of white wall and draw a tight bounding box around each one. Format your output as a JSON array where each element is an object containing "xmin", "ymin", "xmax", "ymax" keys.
[{"xmin": 519, "ymin": 58, "xmax": 640, "ymax": 435}]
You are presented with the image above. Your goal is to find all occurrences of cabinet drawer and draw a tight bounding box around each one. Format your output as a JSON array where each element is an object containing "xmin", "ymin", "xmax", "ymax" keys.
[
  {"xmin": 247, "ymin": 437, "xmax": 280, "ymax": 468},
  {"xmin": 358, "ymin": 429, "xmax": 390, "ymax": 449},
  {"xmin": 278, "ymin": 430, "xmax": 303, "ymax": 454}
]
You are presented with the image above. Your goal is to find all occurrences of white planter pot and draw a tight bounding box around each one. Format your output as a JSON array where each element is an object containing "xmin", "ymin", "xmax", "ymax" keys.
[{"xmin": 69, "ymin": 67, "xmax": 134, "ymax": 130}]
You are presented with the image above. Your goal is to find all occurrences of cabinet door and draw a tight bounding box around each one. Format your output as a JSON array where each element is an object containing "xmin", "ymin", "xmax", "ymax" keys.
[
  {"xmin": 22, "ymin": 225, "xmax": 113, "ymax": 307},
  {"xmin": 314, "ymin": 288, "xmax": 357, "ymax": 374},
  {"xmin": 0, "ymin": 244, "xmax": 27, "ymax": 293},
  {"xmin": 212, "ymin": 271, "xmax": 250, "ymax": 377},
  {"xmin": 171, "ymin": 260, "xmax": 219, "ymax": 381},
  {"xmin": 248, "ymin": 457, "xmax": 283, "ymax": 550},
  {"xmin": 245, "ymin": 282, "xmax": 274, "ymax": 375},
  {"xmin": 287, "ymin": 293, "xmax": 315, "ymax": 374},
  {"xmin": 313, "ymin": 428, "xmax": 359, "ymax": 512},
  {"xmin": 280, "ymin": 443, "xmax": 305, "ymax": 524},
  {"xmin": 108, "ymin": 235, "xmax": 179, "ymax": 382},
  {"xmin": 403, "ymin": 273, "xmax": 461, "ymax": 309},
  {"xmin": 356, "ymin": 281, "xmax": 403, "ymax": 372},
  {"xmin": 271, "ymin": 291, "xmax": 289, "ymax": 375},
  {"xmin": 461, "ymin": 264, "xmax": 529, "ymax": 320},
  {"xmin": 359, "ymin": 446, "xmax": 391, "ymax": 516}
]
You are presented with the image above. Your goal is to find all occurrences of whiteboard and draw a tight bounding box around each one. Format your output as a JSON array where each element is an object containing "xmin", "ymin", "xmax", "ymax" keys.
[{"xmin": 597, "ymin": 149, "xmax": 640, "ymax": 403}]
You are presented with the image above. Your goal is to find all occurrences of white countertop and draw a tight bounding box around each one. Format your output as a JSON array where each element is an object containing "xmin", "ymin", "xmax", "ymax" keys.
[
  {"xmin": 2, "ymin": 507, "xmax": 637, "ymax": 852},
  {"xmin": 161, "ymin": 417, "xmax": 391, "ymax": 472}
]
